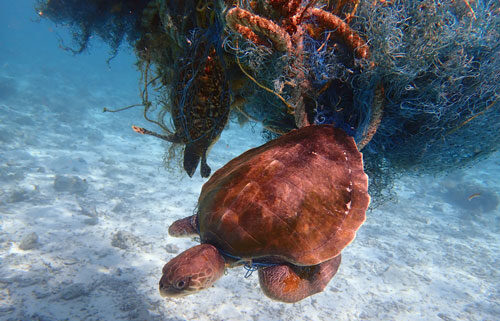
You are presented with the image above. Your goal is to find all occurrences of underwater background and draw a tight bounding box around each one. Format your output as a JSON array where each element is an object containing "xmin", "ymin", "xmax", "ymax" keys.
[{"xmin": 0, "ymin": 0, "xmax": 499, "ymax": 320}]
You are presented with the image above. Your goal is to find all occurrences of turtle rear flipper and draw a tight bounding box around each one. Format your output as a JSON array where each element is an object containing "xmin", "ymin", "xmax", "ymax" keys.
[
  {"xmin": 258, "ymin": 254, "xmax": 341, "ymax": 303},
  {"xmin": 184, "ymin": 143, "xmax": 211, "ymax": 178},
  {"xmin": 200, "ymin": 152, "xmax": 211, "ymax": 178},
  {"xmin": 183, "ymin": 144, "xmax": 200, "ymax": 177}
]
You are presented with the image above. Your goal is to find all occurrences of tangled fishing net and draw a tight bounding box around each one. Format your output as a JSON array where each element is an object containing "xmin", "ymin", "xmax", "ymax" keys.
[
  {"xmin": 353, "ymin": 0, "xmax": 499, "ymax": 202},
  {"xmin": 36, "ymin": 0, "xmax": 499, "ymax": 205},
  {"xmin": 35, "ymin": 0, "xmax": 150, "ymax": 57}
]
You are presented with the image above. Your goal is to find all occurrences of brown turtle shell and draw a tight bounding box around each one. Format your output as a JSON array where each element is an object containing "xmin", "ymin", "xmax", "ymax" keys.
[{"xmin": 197, "ymin": 125, "xmax": 370, "ymax": 266}]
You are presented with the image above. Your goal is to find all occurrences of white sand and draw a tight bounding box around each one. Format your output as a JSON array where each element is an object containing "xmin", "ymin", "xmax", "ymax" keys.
[{"xmin": 0, "ymin": 2, "xmax": 499, "ymax": 320}]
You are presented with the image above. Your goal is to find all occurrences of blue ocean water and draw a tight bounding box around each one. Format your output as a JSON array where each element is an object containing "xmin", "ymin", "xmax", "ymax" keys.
[{"xmin": 0, "ymin": 1, "xmax": 499, "ymax": 320}]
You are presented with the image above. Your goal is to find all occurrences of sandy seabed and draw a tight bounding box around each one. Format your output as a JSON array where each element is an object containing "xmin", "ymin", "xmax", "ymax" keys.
[{"xmin": 0, "ymin": 6, "xmax": 499, "ymax": 321}]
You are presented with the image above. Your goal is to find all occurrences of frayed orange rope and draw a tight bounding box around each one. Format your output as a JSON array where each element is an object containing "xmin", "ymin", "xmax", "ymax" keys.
[
  {"xmin": 234, "ymin": 41, "xmax": 295, "ymax": 114},
  {"xmin": 463, "ymin": 0, "xmax": 477, "ymax": 20},
  {"xmin": 226, "ymin": 7, "xmax": 292, "ymax": 52},
  {"xmin": 358, "ymin": 84, "xmax": 384, "ymax": 149},
  {"xmin": 345, "ymin": 0, "xmax": 360, "ymax": 23},
  {"xmin": 309, "ymin": 8, "xmax": 370, "ymax": 59}
]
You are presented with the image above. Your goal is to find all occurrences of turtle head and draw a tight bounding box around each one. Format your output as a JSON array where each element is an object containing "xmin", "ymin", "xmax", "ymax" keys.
[{"xmin": 159, "ymin": 244, "xmax": 225, "ymax": 297}]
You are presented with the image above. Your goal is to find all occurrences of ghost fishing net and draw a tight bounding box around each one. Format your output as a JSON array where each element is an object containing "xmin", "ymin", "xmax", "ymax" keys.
[
  {"xmin": 36, "ymin": 0, "xmax": 499, "ymax": 205},
  {"xmin": 223, "ymin": 0, "xmax": 384, "ymax": 201},
  {"xmin": 133, "ymin": 0, "xmax": 232, "ymax": 177},
  {"xmin": 223, "ymin": 0, "xmax": 376, "ymax": 137},
  {"xmin": 350, "ymin": 0, "xmax": 500, "ymax": 203},
  {"xmin": 226, "ymin": 0, "xmax": 499, "ymax": 205},
  {"xmin": 223, "ymin": 37, "xmax": 297, "ymax": 134},
  {"xmin": 35, "ymin": 0, "xmax": 149, "ymax": 57},
  {"xmin": 36, "ymin": 0, "xmax": 233, "ymax": 177}
]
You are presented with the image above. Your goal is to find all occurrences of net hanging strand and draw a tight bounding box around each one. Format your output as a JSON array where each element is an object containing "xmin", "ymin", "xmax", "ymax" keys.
[{"xmin": 235, "ymin": 40, "xmax": 295, "ymax": 114}]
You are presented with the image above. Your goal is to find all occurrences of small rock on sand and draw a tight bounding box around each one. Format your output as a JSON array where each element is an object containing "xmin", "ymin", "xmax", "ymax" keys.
[
  {"xmin": 165, "ymin": 243, "xmax": 180, "ymax": 254},
  {"xmin": 111, "ymin": 231, "xmax": 142, "ymax": 250},
  {"xmin": 53, "ymin": 175, "xmax": 89, "ymax": 195},
  {"xmin": 19, "ymin": 232, "xmax": 39, "ymax": 250},
  {"xmin": 59, "ymin": 283, "xmax": 89, "ymax": 300}
]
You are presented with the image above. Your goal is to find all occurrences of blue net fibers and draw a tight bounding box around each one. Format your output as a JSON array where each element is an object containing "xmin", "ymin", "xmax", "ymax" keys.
[
  {"xmin": 149, "ymin": 1, "xmax": 231, "ymax": 176},
  {"xmin": 169, "ymin": 24, "xmax": 229, "ymax": 142},
  {"xmin": 350, "ymin": 0, "xmax": 500, "ymax": 203},
  {"xmin": 35, "ymin": 0, "xmax": 148, "ymax": 57},
  {"xmin": 252, "ymin": 1, "xmax": 499, "ymax": 204},
  {"xmin": 36, "ymin": 0, "xmax": 500, "ymax": 204},
  {"xmin": 218, "ymin": 249, "xmax": 278, "ymax": 278}
]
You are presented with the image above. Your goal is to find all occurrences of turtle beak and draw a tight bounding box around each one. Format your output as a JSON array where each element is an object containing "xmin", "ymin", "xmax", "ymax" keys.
[
  {"xmin": 159, "ymin": 275, "xmax": 191, "ymax": 298},
  {"xmin": 159, "ymin": 282, "xmax": 169, "ymax": 298}
]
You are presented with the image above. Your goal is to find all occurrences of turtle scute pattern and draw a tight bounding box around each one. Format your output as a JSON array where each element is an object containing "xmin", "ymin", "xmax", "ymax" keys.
[
  {"xmin": 171, "ymin": 45, "xmax": 230, "ymax": 177},
  {"xmin": 197, "ymin": 125, "xmax": 369, "ymax": 266}
]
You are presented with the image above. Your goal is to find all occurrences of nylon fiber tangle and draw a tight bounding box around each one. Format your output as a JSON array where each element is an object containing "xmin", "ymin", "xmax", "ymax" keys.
[
  {"xmin": 36, "ymin": 0, "xmax": 500, "ymax": 205},
  {"xmin": 227, "ymin": 0, "xmax": 499, "ymax": 204}
]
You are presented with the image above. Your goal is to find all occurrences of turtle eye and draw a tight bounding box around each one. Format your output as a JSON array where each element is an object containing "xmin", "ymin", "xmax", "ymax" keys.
[{"xmin": 175, "ymin": 277, "xmax": 189, "ymax": 290}]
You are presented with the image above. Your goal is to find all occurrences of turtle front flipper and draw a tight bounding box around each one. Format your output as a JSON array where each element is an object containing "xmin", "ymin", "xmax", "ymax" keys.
[
  {"xmin": 131, "ymin": 126, "xmax": 181, "ymax": 143},
  {"xmin": 168, "ymin": 215, "xmax": 198, "ymax": 238},
  {"xmin": 258, "ymin": 254, "xmax": 341, "ymax": 303}
]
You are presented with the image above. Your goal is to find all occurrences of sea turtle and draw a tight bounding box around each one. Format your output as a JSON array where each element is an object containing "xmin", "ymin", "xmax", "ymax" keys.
[
  {"xmin": 133, "ymin": 1, "xmax": 230, "ymax": 178},
  {"xmin": 160, "ymin": 125, "xmax": 370, "ymax": 302},
  {"xmin": 133, "ymin": 44, "xmax": 230, "ymax": 178},
  {"xmin": 169, "ymin": 45, "xmax": 230, "ymax": 178}
]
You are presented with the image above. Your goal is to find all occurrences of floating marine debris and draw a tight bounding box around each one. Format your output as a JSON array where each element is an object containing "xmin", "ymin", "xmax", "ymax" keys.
[
  {"xmin": 129, "ymin": 0, "xmax": 231, "ymax": 178},
  {"xmin": 132, "ymin": 43, "xmax": 230, "ymax": 178},
  {"xmin": 37, "ymin": 0, "xmax": 500, "ymax": 204},
  {"xmin": 34, "ymin": 0, "xmax": 500, "ymax": 304}
]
